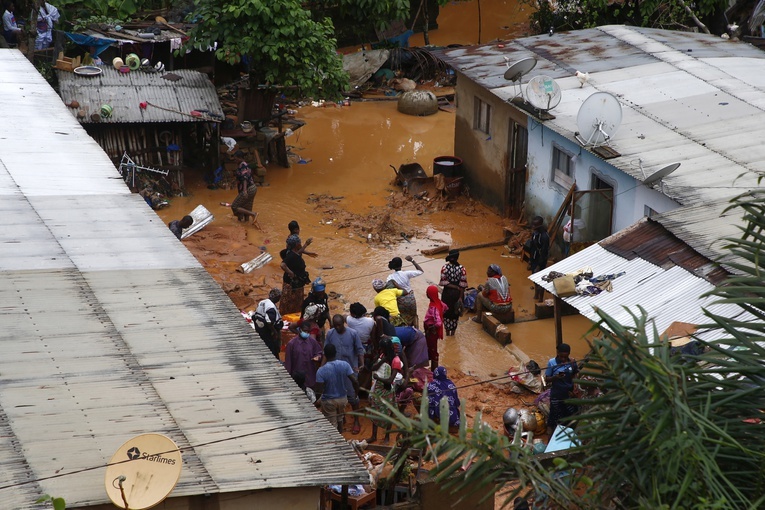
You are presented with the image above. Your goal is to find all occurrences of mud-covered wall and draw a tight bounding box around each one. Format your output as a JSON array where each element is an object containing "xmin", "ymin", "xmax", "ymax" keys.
[{"xmin": 453, "ymin": 73, "xmax": 515, "ymax": 215}]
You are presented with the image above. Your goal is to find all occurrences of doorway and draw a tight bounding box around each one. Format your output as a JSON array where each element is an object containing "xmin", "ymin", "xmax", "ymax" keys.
[{"xmin": 505, "ymin": 120, "xmax": 528, "ymax": 217}]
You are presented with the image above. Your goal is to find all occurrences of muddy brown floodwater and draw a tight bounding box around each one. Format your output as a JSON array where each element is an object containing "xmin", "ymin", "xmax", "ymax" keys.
[
  {"xmin": 157, "ymin": 100, "xmax": 593, "ymax": 378},
  {"xmin": 155, "ymin": 2, "xmax": 594, "ymax": 460}
]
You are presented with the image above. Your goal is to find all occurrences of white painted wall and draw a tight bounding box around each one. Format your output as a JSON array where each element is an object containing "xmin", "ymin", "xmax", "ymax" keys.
[{"xmin": 525, "ymin": 121, "xmax": 680, "ymax": 233}]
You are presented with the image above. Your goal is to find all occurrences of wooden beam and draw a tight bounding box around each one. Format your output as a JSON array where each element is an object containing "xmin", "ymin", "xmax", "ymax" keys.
[{"xmin": 554, "ymin": 295, "xmax": 563, "ymax": 347}]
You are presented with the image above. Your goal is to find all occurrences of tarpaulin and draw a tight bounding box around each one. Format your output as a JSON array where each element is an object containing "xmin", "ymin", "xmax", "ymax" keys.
[{"xmin": 64, "ymin": 32, "xmax": 115, "ymax": 56}]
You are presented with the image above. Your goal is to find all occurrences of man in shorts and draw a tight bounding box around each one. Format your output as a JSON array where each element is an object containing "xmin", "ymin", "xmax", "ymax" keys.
[{"xmin": 316, "ymin": 343, "xmax": 359, "ymax": 433}]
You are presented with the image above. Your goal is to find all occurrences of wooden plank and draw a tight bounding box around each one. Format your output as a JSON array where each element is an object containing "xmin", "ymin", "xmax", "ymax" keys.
[{"xmin": 420, "ymin": 238, "xmax": 509, "ymax": 256}]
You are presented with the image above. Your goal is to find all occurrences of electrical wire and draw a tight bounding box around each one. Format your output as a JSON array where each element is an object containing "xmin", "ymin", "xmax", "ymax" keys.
[{"xmin": 0, "ymin": 359, "xmax": 586, "ymax": 493}]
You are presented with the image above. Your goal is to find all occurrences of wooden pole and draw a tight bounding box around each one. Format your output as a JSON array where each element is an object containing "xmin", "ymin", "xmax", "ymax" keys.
[{"xmin": 554, "ymin": 295, "xmax": 563, "ymax": 348}]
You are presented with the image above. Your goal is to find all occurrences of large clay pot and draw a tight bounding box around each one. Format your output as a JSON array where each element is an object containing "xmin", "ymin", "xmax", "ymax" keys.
[{"xmin": 397, "ymin": 90, "xmax": 438, "ymax": 116}]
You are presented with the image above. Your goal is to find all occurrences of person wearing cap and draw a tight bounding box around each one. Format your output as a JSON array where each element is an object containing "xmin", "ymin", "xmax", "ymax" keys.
[
  {"xmin": 301, "ymin": 277, "xmax": 330, "ymax": 340},
  {"xmin": 325, "ymin": 315, "xmax": 365, "ymax": 435},
  {"xmin": 545, "ymin": 343, "xmax": 579, "ymax": 435},
  {"xmin": 279, "ymin": 234, "xmax": 310, "ymax": 315},
  {"xmin": 529, "ymin": 216, "xmax": 550, "ymax": 302},
  {"xmin": 472, "ymin": 264, "xmax": 513, "ymax": 324},
  {"xmin": 439, "ymin": 249, "xmax": 468, "ymax": 336},
  {"xmin": 385, "ymin": 255, "xmax": 424, "ymax": 327},
  {"xmin": 252, "ymin": 288, "xmax": 284, "ymax": 359},
  {"xmin": 373, "ymin": 278, "xmax": 408, "ymax": 326}
]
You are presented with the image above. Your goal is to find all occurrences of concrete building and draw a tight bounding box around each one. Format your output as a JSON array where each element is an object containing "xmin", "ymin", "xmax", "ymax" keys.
[{"xmin": 439, "ymin": 26, "xmax": 764, "ymax": 241}]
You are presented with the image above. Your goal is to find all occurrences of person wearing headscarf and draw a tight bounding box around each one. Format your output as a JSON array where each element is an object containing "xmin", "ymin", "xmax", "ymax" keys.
[
  {"xmin": 230, "ymin": 150, "xmax": 258, "ymax": 223},
  {"xmin": 279, "ymin": 234, "xmax": 310, "ymax": 315},
  {"xmin": 287, "ymin": 220, "xmax": 317, "ymax": 258},
  {"xmin": 423, "ymin": 285, "xmax": 447, "ymax": 370},
  {"xmin": 472, "ymin": 264, "xmax": 513, "ymax": 324},
  {"xmin": 252, "ymin": 288, "xmax": 285, "ymax": 358},
  {"xmin": 385, "ymin": 255, "xmax": 424, "ymax": 327},
  {"xmin": 373, "ymin": 278, "xmax": 408, "ymax": 326},
  {"xmin": 439, "ymin": 249, "xmax": 468, "ymax": 336},
  {"xmin": 427, "ymin": 366, "xmax": 460, "ymax": 428}
]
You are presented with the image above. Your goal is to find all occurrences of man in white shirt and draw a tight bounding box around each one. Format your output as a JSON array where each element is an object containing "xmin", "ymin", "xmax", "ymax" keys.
[{"xmin": 2, "ymin": 3, "xmax": 22, "ymax": 46}]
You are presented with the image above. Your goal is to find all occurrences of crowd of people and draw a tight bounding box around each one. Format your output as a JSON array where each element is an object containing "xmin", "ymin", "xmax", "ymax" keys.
[{"xmin": 241, "ymin": 216, "xmax": 573, "ymax": 444}]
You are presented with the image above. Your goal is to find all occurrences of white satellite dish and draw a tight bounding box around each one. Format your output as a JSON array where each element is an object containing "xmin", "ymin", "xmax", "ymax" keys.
[
  {"xmin": 504, "ymin": 57, "xmax": 537, "ymax": 99},
  {"xmin": 104, "ymin": 433, "xmax": 182, "ymax": 510},
  {"xmin": 575, "ymin": 92, "xmax": 622, "ymax": 147},
  {"xmin": 525, "ymin": 75, "xmax": 562, "ymax": 112},
  {"xmin": 504, "ymin": 57, "xmax": 537, "ymax": 82},
  {"xmin": 644, "ymin": 162, "xmax": 680, "ymax": 185}
]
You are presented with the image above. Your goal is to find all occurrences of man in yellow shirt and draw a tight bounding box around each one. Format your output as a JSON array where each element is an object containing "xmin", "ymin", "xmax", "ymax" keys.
[{"xmin": 372, "ymin": 279, "xmax": 408, "ymax": 326}]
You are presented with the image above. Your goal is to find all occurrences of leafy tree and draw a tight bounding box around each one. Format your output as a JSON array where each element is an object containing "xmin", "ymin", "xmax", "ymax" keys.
[
  {"xmin": 309, "ymin": 0, "xmax": 411, "ymax": 46},
  {"xmin": 185, "ymin": 0, "xmax": 348, "ymax": 99},
  {"xmin": 371, "ymin": 192, "xmax": 765, "ymax": 509},
  {"xmin": 522, "ymin": 0, "xmax": 721, "ymax": 35}
]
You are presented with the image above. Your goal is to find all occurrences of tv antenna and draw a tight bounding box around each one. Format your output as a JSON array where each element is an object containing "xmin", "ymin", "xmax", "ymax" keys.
[
  {"xmin": 575, "ymin": 92, "xmax": 622, "ymax": 147},
  {"xmin": 524, "ymin": 75, "xmax": 562, "ymax": 114},
  {"xmin": 104, "ymin": 433, "xmax": 183, "ymax": 510},
  {"xmin": 504, "ymin": 57, "xmax": 537, "ymax": 99},
  {"xmin": 119, "ymin": 152, "xmax": 169, "ymax": 188}
]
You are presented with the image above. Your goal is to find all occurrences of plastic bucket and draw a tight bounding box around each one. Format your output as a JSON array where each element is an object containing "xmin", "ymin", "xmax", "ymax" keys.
[
  {"xmin": 433, "ymin": 156, "xmax": 463, "ymax": 178},
  {"xmin": 126, "ymin": 53, "xmax": 141, "ymax": 71},
  {"xmin": 112, "ymin": 57, "xmax": 124, "ymax": 70}
]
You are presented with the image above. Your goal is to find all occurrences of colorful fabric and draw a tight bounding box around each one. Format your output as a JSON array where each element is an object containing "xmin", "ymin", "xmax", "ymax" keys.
[
  {"xmin": 231, "ymin": 183, "xmax": 257, "ymax": 216},
  {"xmin": 395, "ymin": 326, "xmax": 429, "ymax": 368},
  {"xmin": 235, "ymin": 160, "xmax": 255, "ymax": 193},
  {"xmin": 485, "ymin": 274, "xmax": 512, "ymax": 304},
  {"xmin": 279, "ymin": 281, "xmax": 304, "ymax": 315},
  {"xmin": 369, "ymin": 362, "xmax": 395, "ymax": 427},
  {"xmin": 424, "ymin": 285, "xmax": 447, "ymax": 341},
  {"xmin": 439, "ymin": 262, "xmax": 467, "ymax": 332},
  {"xmin": 427, "ymin": 366, "xmax": 460, "ymax": 427}
]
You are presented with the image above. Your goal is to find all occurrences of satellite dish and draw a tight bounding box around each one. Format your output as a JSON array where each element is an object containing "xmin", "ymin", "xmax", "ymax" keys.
[
  {"xmin": 644, "ymin": 162, "xmax": 680, "ymax": 185},
  {"xmin": 504, "ymin": 57, "xmax": 537, "ymax": 82},
  {"xmin": 104, "ymin": 433, "xmax": 182, "ymax": 510},
  {"xmin": 576, "ymin": 92, "xmax": 622, "ymax": 147},
  {"xmin": 525, "ymin": 75, "xmax": 562, "ymax": 112}
]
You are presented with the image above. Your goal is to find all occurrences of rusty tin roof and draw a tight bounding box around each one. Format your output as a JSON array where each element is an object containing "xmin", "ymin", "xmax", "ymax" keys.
[{"xmin": 57, "ymin": 67, "xmax": 223, "ymax": 124}]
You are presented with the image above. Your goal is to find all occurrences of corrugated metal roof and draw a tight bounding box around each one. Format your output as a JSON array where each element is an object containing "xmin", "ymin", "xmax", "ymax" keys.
[
  {"xmin": 652, "ymin": 195, "xmax": 755, "ymax": 269},
  {"xmin": 600, "ymin": 218, "xmax": 729, "ymax": 284},
  {"xmin": 0, "ymin": 49, "xmax": 367, "ymax": 509},
  {"xmin": 528, "ymin": 244, "xmax": 754, "ymax": 341},
  {"xmin": 439, "ymin": 25, "xmax": 765, "ymax": 207},
  {"xmin": 57, "ymin": 67, "xmax": 223, "ymax": 124}
]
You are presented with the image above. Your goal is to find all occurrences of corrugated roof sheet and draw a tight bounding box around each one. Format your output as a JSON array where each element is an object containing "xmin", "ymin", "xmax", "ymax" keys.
[
  {"xmin": 0, "ymin": 49, "xmax": 367, "ymax": 510},
  {"xmin": 439, "ymin": 25, "xmax": 765, "ymax": 207},
  {"xmin": 652, "ymin": 196, "xmax": 755, "ymax": 269},
  {"xmin": 600, "ymin": 218, "xmax": 729, "ymax": 284},
  {"xmin": 57, "ymin": 67, "xmax": 223, "ymax": 124},
  {"xmin": 528, "ymin": 245, "xmax": 754, "ymax": 341}
]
